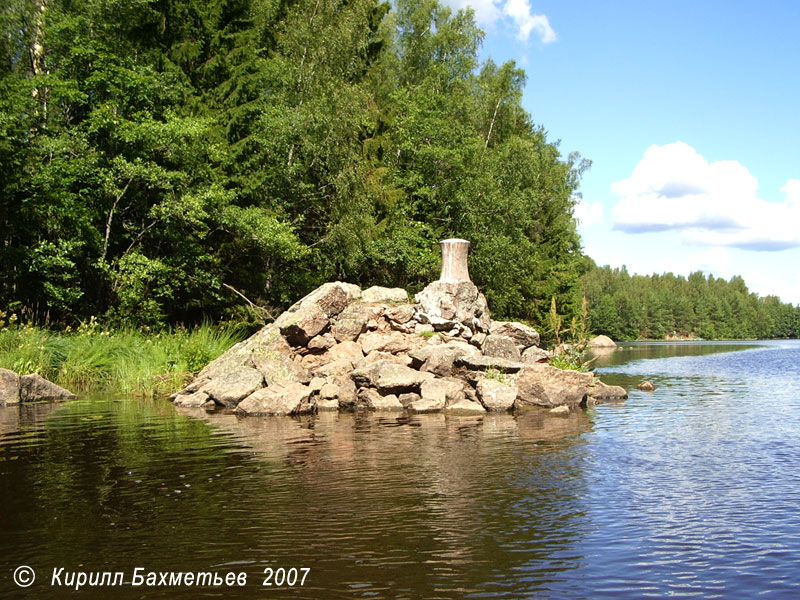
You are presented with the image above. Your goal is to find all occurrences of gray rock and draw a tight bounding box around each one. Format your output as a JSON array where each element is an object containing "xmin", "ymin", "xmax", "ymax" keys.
[
  {"xmin": 361, "ymin": 286, "xmax": 409, "ymax": 303},
  {"xmin": 454, "ymin": 354, "xmax": 527, "ymax": 374},
  {"xmin": 356, "ymin": 351, "xmax": 412, "ymax": 368},
  {"xmin": 247, "ymin": 337, "xmax": 311, "ymax": 385},
  {"xmin": 350, "ymin": 360, "xmax": 434, "ymax": 394},
  {"xmin": 331, "ymin": 302, "xmax": 384, "ymax": 342},
  {"xmin": 358, "ymin": 331, "xmax": 416, "ymax": 355},
  {"xmin": 419, "ymin": 377, "xmax": 465, "ymax": 408},
  {"xmin": 236, "ymin": 382, "xmax": 314, "ymax": 416},
  {"xmin": 279, "ymin": 304, "xmax": 329, "ymax": 346},
  {"xmin": 19, "ymin": 373, "xmax": 77, "ymax": 402},
  {"xmin": 514, "ymin": 364, "xmax": 593, "ymax": 408},
  {"xmin": 587, "ymin": 380, "xmax": 628, "ymax": 402},
  {"xmin": 334, "ymin": 376, "xmax": 358, "ymax": 409},
  {"xmin": 173, "ymin": 390, "xmax": 210, "ymax": 408},
  {"xmin": 291, "ymin": 281, "xmax": 361, "ymax": 318},
  {"xmin": 312, "ymin": 359, "xmax": 356, "ymax": 379},
  {"xmin": 489, "ymin": 321, "xmax": 540, "ymax": 350},
  {"xmin": 414, "ymin": 280, "xmax": 491, "ymax": 332},
  {"xmin": 414, "ymin": 322, "xmax": 435, "ymax": 335},
  {"xmin": 476, "ymin": 378, "xmax": 517, "ymax": 411},
  {"xmin": 420, "ymin": 342, "xmax": 478, "ymax": 376},
  {"xmin": 319, "ymin": 382, "xmax": 339, "ymax": 400},
  {"xmin": 521, "ymin": 346, "xmax": 552, "ymax": 364},
  {"xmin": 356, "ymin": 387, "xmax": 404, "ymax": 410},
  {"xmin": 407, "ymin": 396, "xmax": 445, "ymax": 413},
  {"xmin": 326, "ymin": 341, "xmax": 364, "ymax": 362},
  {"xmin": 549, "ymin": 405, "xmax": 571, "ymax": 415},
  {"xmin": 398, "ymin": 392, "xmax": 421, "ymax": 407},
  {"xmin": 385, "ymin": 304, "xmax": 415, "ymax": 324},
  {"xmin": 307, "ymin": 332, "xmax": 336, "ymax": 352},
  {"xmin": 469, "ymin": 331, "xmax": 487, "ymax": 348},
  {"xmin": 482, "ymin": 334, "xmax": 521, "ymax": 361},
  {"xmin": 637, "ymin": 380, "xmax": 656, "ymax": 391},
  {"xmin": 201, "ymin": 365, "xmax": 265, "ymax": 407},
  {"xmin": 444, "ymin": 398, "xmax": 486, "ymax": 414},
  {"xmin": 587, "ymin": 335, "xmax": 617, "ymax": 349},
  {"xmin": 0, "ymin": 368, "xmax": 20, "ymax": 406},
  {"xmin": 309, "ymin": 376, "xmax": 326, "ymax": 393}
]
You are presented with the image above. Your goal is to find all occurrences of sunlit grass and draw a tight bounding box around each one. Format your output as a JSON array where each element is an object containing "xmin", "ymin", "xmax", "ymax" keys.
[{"xmin": 0, "ymin": 323, "xmax": 243, "ymax": 397}]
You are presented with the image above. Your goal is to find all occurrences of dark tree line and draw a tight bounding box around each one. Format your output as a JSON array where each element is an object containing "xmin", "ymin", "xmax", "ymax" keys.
[
  {"xmin": 583, "ymin": 264, "xmax": 800, "ymax": 340},
  {"xmin": 1, "ymin": 0, "xmax": 588, "ymax": 327}
]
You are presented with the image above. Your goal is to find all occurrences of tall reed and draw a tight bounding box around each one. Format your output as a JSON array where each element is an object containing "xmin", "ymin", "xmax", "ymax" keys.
[{"xmin": 0, "ymin": 322, "xmax": 243, "ymax": 397}]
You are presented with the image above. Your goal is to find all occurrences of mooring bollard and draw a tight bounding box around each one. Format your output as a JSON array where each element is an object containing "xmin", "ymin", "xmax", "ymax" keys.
[{"xmin": 439, "ymin": 238, "xmax": 471, "ymax": 283}]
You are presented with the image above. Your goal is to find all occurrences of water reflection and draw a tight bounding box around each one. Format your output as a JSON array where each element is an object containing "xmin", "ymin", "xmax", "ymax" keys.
[
  {"xmin": 1, "ymin": 399, "xmax": 592, "ymax": 599},
  {"xmin": 3, "ymin": 342, "xmax": 800, "ymax": 599}
]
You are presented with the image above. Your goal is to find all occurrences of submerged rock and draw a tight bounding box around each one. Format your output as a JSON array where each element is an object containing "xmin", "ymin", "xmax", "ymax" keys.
[
  {"xmin": 586, "ymin": 380, "xmax": 628, "ymax": 403},
  {"xmin": 637, "ymin": 380, "xmax": 656, "ymax": 392}
]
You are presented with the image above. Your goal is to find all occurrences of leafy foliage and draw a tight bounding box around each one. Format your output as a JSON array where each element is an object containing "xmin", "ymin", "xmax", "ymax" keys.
[
  {"xmin": 1, "ymin": 0, "xmax": 588, "ymax": 330},
  {"xmin": 583, "ymin": 264, "xmax": 800, "ymax": 340}
]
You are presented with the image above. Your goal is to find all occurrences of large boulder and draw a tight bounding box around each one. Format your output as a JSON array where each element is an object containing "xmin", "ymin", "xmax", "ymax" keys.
[
  {"xmin": 587, "ymin": 335, "xmax": 617, "ymax": 349},
  {"xmin": 0, "ymin": 368, "xmax": 20, "ymax": 406},
  {"xmin": 385, "ymin": 304, "xmax": 415, "ymax": 325},
  {"xmin": 361, "ymin": 286, "xmax": 409, "ymax": 304},
  {"xmin": 412, "ymin": 342, "xmax": 478, "ymax": 376},
  {"xmin": 331, "ymin": 302, "xmax": 384, "ymax": 342},
  {"xmin": 454, "ymin": 354, "xmax": 526, "ymax": 374},
  {"xmin": 18, "ymin": 374, "xmax": 77, "ymax": 402},
  {"xmin": 200, "ymin": 365, "xmax": 264, "ymax": 407},
  {"xmin": 350, "ymin": 360, "xmax": 433, "ymax": 394},
  {"xmin": 521, "ymin": 346, "xmax": 552, "ymax": 364},
  {"xmin": 489, "ymin": 321, "xmax": 540, "ymax": 350},
  {"xmin": 279, "ymin": 304, "xmax": 328, "ymax": 346},
  {"xmin": 476, "ymin": 378, "xmax": 517, "ymax": 411},
  {"xmin": 414, "ymin": 280, "xmax": 491, "ymax": 332},
  {"xmin": 443, "ymin": 398, "xmax": 486, "ymax": 414},
  {"xmin": 514, "ymin": 364, "xmax": 593, "ymax": 408},
  {"xmin": 236, "ymin": 382, "xmax": 314, "ymax": 416},
  {"xmin": 173, "ymin": 390, "xmax": 211, "ymax": 408},
  {"xmin": 482, "ymin": 334, "xmax": 521, "ymax": 361},
  {"xmin": 358, "ymin": 331, "xmax": 416, "ymax": 355},
  {"xmin": 356, "ymin": 387, "xmax": 404, "ymax": 410}
]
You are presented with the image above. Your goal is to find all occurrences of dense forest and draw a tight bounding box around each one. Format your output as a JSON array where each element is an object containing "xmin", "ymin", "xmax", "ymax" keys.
[
  {"xmin": 583, "ymin": 264, "xmax": 800, "ymax": 340},
  {"xmin": 1, "ymin": 0, "xmax": 586, "ymax": 328},
  {"xmin": 2, "ymin": 0, "xmax": 798, "ymax": 341}
]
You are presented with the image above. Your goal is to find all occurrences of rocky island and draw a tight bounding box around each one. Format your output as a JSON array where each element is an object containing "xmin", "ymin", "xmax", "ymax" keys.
[{"xmin": 171, "ymin": 239, "xmax": 627, "ymax": 415}]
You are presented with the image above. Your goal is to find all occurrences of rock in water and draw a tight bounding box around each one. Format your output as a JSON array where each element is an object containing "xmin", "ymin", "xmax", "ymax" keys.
[
  {"xmin": 0, "ymin": 368, "xmax": 20, "ymax": 406},
  {"xmin": 637, "ymin": 380, "xmax": 656, "ymax": 391},
  {"xmin": 587, "ymin": 335, "xmax": 617, "ymax": 349},
  {"xmin": 18, "ymin": 373, "xmax": 77, "ymax": 403},
  {"xmin": 514, "ymin": 364, "xmax": 593, "ymax": 409},
  {"xmin": 170, "ymin": 272, "xmax": 622, "ymax": 418}
]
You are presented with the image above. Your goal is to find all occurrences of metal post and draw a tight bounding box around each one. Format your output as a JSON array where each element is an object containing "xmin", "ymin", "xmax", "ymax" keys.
[{"xmin": 439, "ymin": 238, "xmax": 471, "ymax": 283}]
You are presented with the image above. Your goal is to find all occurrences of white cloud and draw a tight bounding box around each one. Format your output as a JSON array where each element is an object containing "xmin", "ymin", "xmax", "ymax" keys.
[
  {"xmin": 574, "ymin": 199, "xmax": 603, "ymax": 227},
  {"xmin": 502, "ymin": 0, "xmax": 556, "ymax": 43},
  {"xmin": 612, "ymin": 142, "xmax": 800, "ymax": 251},
  {"xmin": 442, "ymin": 0, "xmax": 556, "ymax": 44}
]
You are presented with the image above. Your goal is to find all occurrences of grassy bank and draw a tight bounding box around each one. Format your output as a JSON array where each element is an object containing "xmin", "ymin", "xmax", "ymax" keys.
[{"xmin": 0, "ymin": 321, "xmax": 244, "ymax": 397}]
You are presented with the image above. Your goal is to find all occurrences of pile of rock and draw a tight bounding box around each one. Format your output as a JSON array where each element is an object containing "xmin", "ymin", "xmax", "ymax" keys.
[
  {"xmin": 0, "ymin": 369, "xmax": 77, "ymax": 407},
  {"xmin": 170, "ymin": 279, "xmax": 626, "ymax": 416}
]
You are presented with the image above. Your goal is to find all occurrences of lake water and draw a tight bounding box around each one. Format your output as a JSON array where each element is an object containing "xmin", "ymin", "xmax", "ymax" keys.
[{"xmin": 2, "ymin": 341, "xmax": 799, "ymax": 599}]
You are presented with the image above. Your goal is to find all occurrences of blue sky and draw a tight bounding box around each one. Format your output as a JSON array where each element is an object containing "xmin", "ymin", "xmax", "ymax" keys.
[{"xmin": 442, "ymin": 0, "xmax": 800, "ymax": 304}]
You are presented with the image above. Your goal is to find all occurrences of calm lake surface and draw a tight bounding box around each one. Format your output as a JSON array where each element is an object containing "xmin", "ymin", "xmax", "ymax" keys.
[{"xmin": 2, "ymin": 341, "xmax": 799, "ymax": 599}]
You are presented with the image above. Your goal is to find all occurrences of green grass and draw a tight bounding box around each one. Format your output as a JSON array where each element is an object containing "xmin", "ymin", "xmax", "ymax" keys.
[{"xmin": 0, "ymin": 322, "xmax": 244, "ymax": 397}]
